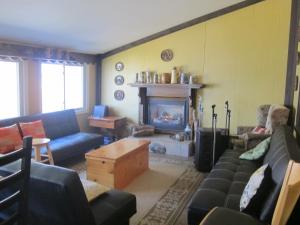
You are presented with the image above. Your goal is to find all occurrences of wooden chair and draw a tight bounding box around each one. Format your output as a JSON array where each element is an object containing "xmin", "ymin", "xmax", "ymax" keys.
[
  {"xmin": 0, "ymin": 136, "xmax": 32, "ymax": 225},
  {"xmin": 271, "ymin": 160, "xmax": 300, "ymax": 225}
]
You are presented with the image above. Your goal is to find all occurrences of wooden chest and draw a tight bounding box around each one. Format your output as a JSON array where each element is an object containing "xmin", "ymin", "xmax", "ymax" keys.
[{"xmin": 85, "ymin": 138, "xmax": 150, "ymax": 189}]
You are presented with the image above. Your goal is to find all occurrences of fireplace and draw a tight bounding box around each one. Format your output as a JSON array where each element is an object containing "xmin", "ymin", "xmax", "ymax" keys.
[
  {"xmin": 128, "ymin": 83, "xmax": 204, "ymax": 133},
  {"xmin": 147, "ymin": 97, "xmax": 188, "ymax": 132}
]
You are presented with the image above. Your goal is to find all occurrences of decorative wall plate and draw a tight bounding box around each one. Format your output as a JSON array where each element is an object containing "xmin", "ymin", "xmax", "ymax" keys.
[
  {"xmin": 114, "ymin": 90, "xmax": 125, "ymax": 101},
  {"xmin": 114, "ymin": 75, "xmax": 124, "ymax": 85},
  {"xmin": 115, "ymin": 61, "xmax": 124, "ymax": 71},
  {"xmin": 161, "ymin": 49, "xmax": 174, "ymax": 62}
]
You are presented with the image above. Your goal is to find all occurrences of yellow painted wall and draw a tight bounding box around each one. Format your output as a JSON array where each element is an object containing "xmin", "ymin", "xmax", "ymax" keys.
[{"xmin": 101, "ymin": 0, "xmax": 291, "ymax": 132}]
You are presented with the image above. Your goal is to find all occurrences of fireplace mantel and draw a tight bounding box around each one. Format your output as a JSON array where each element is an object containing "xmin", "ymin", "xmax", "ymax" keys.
[
  {"xmin": 129, "ymin": 82, "xmax": 204, "ymax": 131},
  {"xmin": 128, "ymin": 83, "xmax": 205, "ymax": 89}
]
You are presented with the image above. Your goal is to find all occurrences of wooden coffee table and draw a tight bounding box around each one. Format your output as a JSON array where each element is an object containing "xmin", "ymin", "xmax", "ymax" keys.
[{"xmin": 85, "ymin": 138, "xmax": 150, "ymax": 189}]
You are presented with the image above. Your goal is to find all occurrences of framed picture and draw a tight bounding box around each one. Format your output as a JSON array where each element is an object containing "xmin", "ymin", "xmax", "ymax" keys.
[
  {"xmin": 115, "ymin": 61, "xmax": 124, "ymax": 71},
  {"xmin": 114, "ymin": 75, "xmax": 124, "ymax": 85},
  {"xmin": 161, "ymin": 49, "xmax": 173, "ymax": 62},
  {"xmin": 114, "ymin": 90, "xmax": 125, "ymax": 101}
]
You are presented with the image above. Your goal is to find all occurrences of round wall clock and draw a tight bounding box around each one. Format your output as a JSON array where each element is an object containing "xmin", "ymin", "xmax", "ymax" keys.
[
  {"xmin": 161, "ymin": 49, "xmax": 174, "ymax": 62},
  {"xmin": 115, "ymin": 61, "xmax": 124, "ymax": 71},
  {"xmin": 114, "ymin": 90, "xmax": 125, "ymax": 101},
  {"xmin": 114, "ymin": 75, "xmax": 124, "ymax": 85}
]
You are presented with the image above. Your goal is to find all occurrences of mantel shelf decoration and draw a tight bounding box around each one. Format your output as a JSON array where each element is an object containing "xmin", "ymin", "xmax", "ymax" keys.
[{"xmin": 128, "ymin": 83, "xmax": 205, "ymax": 89}]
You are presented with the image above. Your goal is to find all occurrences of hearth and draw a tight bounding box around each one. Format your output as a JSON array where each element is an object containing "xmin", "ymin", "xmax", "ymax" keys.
[{"xmin": 148, "ymin": 97, "xmax": 188, "ymax": 132}]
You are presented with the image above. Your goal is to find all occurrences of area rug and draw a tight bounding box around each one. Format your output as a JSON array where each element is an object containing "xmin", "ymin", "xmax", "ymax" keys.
[{"xmin": 69, "ymin": 154, "xmax": 203, "ymax": 225}]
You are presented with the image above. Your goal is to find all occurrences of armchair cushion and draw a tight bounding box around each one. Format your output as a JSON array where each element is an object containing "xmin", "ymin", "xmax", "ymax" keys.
[{"xmin": 239, "ymin": 137, "xmax": 271, "ymax": 160}]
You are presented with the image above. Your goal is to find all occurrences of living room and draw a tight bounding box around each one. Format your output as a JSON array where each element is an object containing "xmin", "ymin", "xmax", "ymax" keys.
[{"xmin": 0, "ymin": 0, "xmax": 300, "ymax": 225}]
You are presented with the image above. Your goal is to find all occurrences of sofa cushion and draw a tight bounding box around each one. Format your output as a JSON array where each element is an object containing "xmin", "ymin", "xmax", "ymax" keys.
[
  {"xmin": 240, "ymin": 164, "xmax": 272, "ymax": 216},
  {"xmin": 40, "ymin": 110, "xmax": 80, "ymax": 139},
  {"xmin": 42, "ymin": 132, "xmax": 103, "ymax": 163},
  {"xmin": 19, "ymin": 120, "xmax": 46, "ymax": 138},
  {"xmin": 0, "ymin": 124, "xmax": 22, "ymax": 154}
]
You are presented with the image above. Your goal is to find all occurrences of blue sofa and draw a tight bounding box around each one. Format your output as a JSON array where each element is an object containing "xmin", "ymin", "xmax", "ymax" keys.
[{"xmin": 0, "ymin": 109, "xmax": 103, "ymax": 163}]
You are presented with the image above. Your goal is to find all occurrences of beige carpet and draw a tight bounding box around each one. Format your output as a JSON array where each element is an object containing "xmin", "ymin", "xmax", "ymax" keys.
[{"xmin": 69, "ymin": 153, "xmax": 203, "ymax": 225}]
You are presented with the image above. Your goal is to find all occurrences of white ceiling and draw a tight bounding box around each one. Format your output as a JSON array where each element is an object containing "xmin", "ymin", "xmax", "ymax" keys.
[{"xmin": 0, "ymin": 0, "xmax": 245, "ymax": 54}]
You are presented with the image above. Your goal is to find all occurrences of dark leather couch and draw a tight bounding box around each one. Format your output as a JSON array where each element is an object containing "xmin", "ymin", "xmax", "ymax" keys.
[
  {"xmin": 188, "ymin": 126, "xmax": 300, "ymax": 225},
  {"xmin": 0, "ymin": 161, "xmax": 136, "ymax": 225},
  {"xmin": 0, "ymin": 109, "xmax": 103, "ymax": 163}
]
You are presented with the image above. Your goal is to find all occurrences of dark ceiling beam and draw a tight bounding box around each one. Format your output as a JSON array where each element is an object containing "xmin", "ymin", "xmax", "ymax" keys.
[
  {"xmin": 102, "ymin": 0, "xmax": 265, "ymax": 59},
  {"xmin": 0, "ymin": 42, "xmax": 97, "ymax": 64}
]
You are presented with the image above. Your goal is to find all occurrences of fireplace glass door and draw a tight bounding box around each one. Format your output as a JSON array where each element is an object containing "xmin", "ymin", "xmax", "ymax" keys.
[{"xmin": 148, "ymin": 97, "xmax": 188, "ymax": 132}]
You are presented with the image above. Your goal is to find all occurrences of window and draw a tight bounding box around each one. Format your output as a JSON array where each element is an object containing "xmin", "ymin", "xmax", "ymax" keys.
[
  {"xmin": 0, "ymin": 61, "xmax": 20, "ymax": 119},
  {"xmin": 41, "ymin": 63, "xmax": 85, "ymax": 113}
]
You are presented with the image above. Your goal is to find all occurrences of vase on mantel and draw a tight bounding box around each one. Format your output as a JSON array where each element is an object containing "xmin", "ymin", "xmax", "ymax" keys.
[{"xmin": 171, "ymin": 67, "xmax": 177, "ymax": 84}]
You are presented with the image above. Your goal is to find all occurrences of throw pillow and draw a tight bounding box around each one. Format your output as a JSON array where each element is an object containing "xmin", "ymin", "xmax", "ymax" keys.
[
  {"xmin": 0, "ymin": 124, "xmax": 22, "ymax": 154},
  {"xmin": 252, "ymin": 126, "xmax": 267, "ymax": 134},
  {"xmin": 240, "ymin": 164, "xmax": 272, "ymax": 216},
  {"xmin": 19, "ymin": 120, "xmax": 46, "ymax": 138},
  {"xmin": 239, "ymin": 137, "xmax": 271, "ymax": 160}
]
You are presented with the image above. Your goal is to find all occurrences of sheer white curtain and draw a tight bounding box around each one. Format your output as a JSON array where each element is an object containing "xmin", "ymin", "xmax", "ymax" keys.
[
  {"xmin": 0, "ymin": 61, "xmax": 20, "ymax": 119},
  {"xmin": 41, "ymin": 63, "xmax": 84, "ymax": 113}
]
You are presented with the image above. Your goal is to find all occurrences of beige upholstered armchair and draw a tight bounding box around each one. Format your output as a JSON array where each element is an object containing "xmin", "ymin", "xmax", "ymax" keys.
[{"xmin": 232, "ymin": 104, "xmax": 290, "ymax": 149}]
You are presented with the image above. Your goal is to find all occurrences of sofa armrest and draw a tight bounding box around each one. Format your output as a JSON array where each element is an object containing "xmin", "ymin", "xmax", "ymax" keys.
[
  {"xmin": 237, "ymin": 126, "xmax": 255, "ymax": 135},
  {"xmin": 200, "ymin": 207, "xmax": 266, "ymax": 225}
]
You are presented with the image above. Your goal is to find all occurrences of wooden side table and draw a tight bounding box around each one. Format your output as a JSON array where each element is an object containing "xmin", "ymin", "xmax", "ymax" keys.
[
  {"xmin": 88, "ymin": 116, "xmax": 126, "ymax": 139},
  {"xmin": 32, "ymin": 138, "xmax": 54, "ymax": 165}
]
